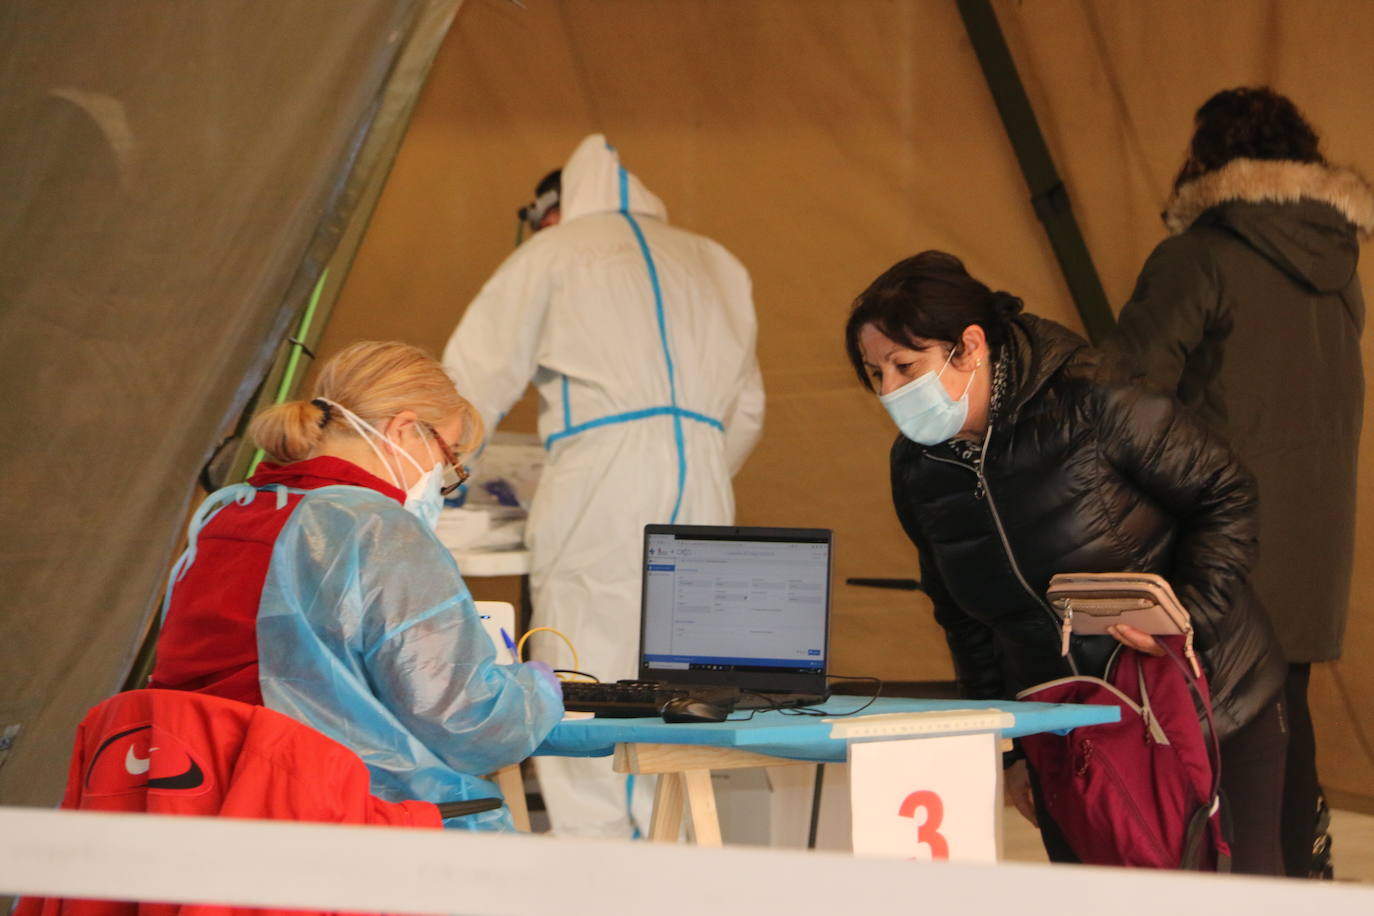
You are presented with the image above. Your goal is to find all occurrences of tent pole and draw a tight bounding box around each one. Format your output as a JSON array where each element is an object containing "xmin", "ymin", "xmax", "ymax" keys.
[{"xmin": 955, "ymin": 0, "xmax": 1115, "ymax": 344}]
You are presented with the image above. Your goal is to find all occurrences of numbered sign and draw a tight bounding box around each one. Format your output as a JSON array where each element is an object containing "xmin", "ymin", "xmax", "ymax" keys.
[{"xmin": 848, "ymin": 731, "xmax": 999, "ymax": 862}]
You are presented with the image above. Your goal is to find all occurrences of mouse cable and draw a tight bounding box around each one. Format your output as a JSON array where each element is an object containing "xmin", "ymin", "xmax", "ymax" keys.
[
  {"xmin": 768, "ymin": 675, "xmax": 884, "ymax": 718},
  {"xmin": 725, "ymin": 691, "xmax": 791, "ymax": 720},
  {"xmin": 728, "ymin": 676, "xmax": 884, "ymax": 720},
  {"xmin": 554, "ymin": 668, "xmax": 600, "ymax": 683},
  {"xmin": 821, "ymin": 674, "xmax": 883, "ymax": 717},
  {"xmin": 725, "ymin": 689, "xmax": 826, "ymax": 721}
]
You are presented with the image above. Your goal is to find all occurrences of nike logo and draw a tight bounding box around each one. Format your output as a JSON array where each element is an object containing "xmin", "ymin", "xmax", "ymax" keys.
[
  {"xmin": 86, "ymin": 723, "xmax": 208, "ymax": 794},
  {"xmin": 147, "ymin": 759, "xmax": 205, "ymax": 790},
  {"xmin": 125, "ymin": 745, "xmax": 152, "ymax": 775}
]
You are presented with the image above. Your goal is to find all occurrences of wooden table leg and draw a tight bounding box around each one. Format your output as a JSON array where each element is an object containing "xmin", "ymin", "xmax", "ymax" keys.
[
  {"xmin": 682, "ymin": 768, "xmax": 722, "ymax": 847},
  {"xmin": 648, "ymin": 772, "xmax": 686, "ymax": 842},
  {"xmin": 614, "ymin": 742, "xmax": 817, "ymax": 846},
  {"xmin": 493, "ymin": 763, "xmax": 530, "ymax": 832}
]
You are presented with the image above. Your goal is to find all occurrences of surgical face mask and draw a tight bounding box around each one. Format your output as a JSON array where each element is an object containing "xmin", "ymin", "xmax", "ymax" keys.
[
  {"xmin": 385, "ymin": 430, "xmax": 445, "ymax": 530},
  {"xmin": 878, "ymin": 348, "xmax": 976, "ymax": 446},
  {"xmin": 319, "ymin": 398, "xmax": 446, "ymax": 529},
  {"xmin": 403, "ymin": 460, "xmax": 445, "ymax": 530}
]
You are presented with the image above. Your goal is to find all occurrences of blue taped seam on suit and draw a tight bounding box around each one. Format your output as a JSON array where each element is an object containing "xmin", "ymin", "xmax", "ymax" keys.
[
  {"xmin": 626, "ymin": 773, "xmax": 642, "ymax": 840},
  {"xmin": 618, "ymin": 165, "xmax": 688, "ymax": 523},
  {"xmin": 543, "ymin": 405, "xmax": 723, "ymax": 449},
  {"xmin": 561, "ymin": 374, "xmax": 572, "ymax": 429}
]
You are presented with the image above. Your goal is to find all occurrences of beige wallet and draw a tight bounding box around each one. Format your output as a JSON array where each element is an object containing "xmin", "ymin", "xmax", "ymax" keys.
[{"xmin": 1047, "ymin": 572, "xmax": 1201, "ymax": 675}]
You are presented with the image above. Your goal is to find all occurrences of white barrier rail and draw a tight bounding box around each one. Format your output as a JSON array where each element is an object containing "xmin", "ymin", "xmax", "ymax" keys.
[{"xmin": 1, "ymin": 806, "xmax": 1370, "ymax": 915}]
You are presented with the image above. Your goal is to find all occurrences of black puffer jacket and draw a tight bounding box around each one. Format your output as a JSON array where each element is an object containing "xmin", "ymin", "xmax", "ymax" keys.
[{"xmin": 892, "ymin": 314, "xmax": 1284, "ymax": 740}]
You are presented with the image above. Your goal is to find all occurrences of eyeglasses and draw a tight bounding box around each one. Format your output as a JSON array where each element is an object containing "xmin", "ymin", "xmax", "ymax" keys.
[{"xmin": 423, "ymin": 423, "xmax": 470, "ymax": 497}]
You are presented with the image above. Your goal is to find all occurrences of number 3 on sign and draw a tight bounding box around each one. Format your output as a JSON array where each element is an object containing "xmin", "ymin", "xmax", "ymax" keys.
[
  {"xmin": 849, "ymin": 732, "xmax": 998, "ymax": 862},
  {"xmin": 898, "ymin": 790, "xmax": 949, "ymax": 860}
]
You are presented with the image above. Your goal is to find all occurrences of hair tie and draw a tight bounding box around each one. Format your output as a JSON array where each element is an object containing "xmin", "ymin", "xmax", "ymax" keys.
[{"xmin": 311, "ymin": 398, "xmax": 333, "ymax": 428}]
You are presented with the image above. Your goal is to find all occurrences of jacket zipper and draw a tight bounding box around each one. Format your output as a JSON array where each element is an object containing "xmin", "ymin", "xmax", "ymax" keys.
[
  {"xmin": 924, "ymin": 423, "xmax": 1080, "ymax": 675},
  {"xmin": 1090, "ymin": 740, "xmax": 1172, "ymax": 863}
]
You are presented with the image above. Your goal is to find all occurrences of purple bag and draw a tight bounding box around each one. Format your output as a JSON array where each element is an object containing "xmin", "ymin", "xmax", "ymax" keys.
[{"xmin": 1016, "ymin": 638, "xmax": 1229, "ymax": 870}]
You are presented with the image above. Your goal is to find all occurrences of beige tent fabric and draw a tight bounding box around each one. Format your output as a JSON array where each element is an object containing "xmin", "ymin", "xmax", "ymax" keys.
[
  {"xmin": 1003, "ymin": 0, "xmax": 1374, "ymax": 810},
  {"xmin": 319, "ymin": 0, "xmax": 1374, "ymax": 807},
  {"xmin": 0, "ymin": 0, "xmax": 444, "ymax": 810}
]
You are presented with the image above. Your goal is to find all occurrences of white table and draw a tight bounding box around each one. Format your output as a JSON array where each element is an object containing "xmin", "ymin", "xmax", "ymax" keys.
[{"xmin": 451, "ymin": 547, "xmax": 531, "ymax": 577}]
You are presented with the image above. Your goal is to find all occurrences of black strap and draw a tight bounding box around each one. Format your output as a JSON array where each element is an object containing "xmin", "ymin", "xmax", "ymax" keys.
[
  {"xmin": 436, "ymin": 797, "xmax": 503, "ymax": 819},
  {"xmin": 1157, "ymin": 641, "xmax": 1228, "ymax": 870},
  {"xmin": 1158, "ymin": 642, "xmax": 1222, "ymax": 801}
]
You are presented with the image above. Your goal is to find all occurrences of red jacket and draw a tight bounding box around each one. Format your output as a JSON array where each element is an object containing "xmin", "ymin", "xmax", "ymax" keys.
[
  {"xmin": 149, "ymin": 458, "xmax": 403, "ymax": 705},
  {"xmin": 15, "ymin": 688, "xmax": 440, "ymax": 916}
]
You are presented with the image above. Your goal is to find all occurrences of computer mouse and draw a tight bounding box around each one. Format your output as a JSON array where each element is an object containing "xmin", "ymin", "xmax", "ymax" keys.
[{"xmin": 660, "ymin": 695, "xmax": 731, "ymax": 723}]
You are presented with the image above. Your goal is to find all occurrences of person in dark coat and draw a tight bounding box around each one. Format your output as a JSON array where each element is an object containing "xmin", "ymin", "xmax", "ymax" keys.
[
  {"xmin": 844, "ymin": 250, "xmax": 1287, "ymax": 874},
  {"xmin": 1106, "ymin": 88, "xmax": 1373, "ymax": 878}
]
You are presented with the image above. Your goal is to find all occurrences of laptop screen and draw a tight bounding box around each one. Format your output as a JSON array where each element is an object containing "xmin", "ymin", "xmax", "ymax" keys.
[{"xmin": 639, "ymin": 524, "xmax": 832, "ymax": 694}]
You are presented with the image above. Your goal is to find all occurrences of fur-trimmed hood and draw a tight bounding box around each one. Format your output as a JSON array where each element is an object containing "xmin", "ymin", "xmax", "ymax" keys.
[
  {"xmin": 1165, "ymin": 159, "xmax": 1374, "ymax": 292},
  {"xmin": 1165, "ymin": 159, "xmax": 1374, "ymax": 236}
]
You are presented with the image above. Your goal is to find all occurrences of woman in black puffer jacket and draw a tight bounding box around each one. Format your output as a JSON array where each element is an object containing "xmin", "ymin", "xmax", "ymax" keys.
[{"xmin": 844, "ymin": 250, "xmax": 1286, "ymax": 874}]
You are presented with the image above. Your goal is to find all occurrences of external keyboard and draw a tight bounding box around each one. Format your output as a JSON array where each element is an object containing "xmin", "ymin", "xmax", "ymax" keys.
[{"xmin": 561, "ymin": 681, "xmax": 739, "ymax": 718}]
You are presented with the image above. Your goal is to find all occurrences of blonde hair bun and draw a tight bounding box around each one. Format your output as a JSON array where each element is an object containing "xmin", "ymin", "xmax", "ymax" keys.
[{"xmin": 248, "ymin": 399, "xmax": 328, "ymax": 464}]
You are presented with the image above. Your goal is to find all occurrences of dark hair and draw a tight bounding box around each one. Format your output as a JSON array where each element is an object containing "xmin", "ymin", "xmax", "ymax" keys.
[
  {"xmin": 1173, "ymin": 87, "xmax": 1324, "ymax": 191},
  {"xmin": 535, "ymin": 168, "xmax": 561, "ymax": 198},
  {"xmin": 843, "ymin": 250, "xmax": 1023, "ymax": 391}
]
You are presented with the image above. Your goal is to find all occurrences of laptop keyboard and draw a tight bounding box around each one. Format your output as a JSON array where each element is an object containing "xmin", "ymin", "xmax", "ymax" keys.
[{"xmin": 561, "ymin": 681, "xmax": 740, "ymax": 718}]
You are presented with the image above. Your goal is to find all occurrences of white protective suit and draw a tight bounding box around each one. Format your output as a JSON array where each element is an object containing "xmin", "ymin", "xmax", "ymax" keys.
[{"xmin": 442, "ymin": 134, "xmax": 764, "ymax": 836}]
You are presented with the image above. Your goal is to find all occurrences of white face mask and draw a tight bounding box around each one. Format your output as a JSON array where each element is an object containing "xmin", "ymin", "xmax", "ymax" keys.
[
  {"xmin": 319, "ymin": 398, "xmax": 446, "ymax": 530},
  {"xmin": 402, "ymin": 460, "xmax": 445, "ymax": 530},
  {"xmin": 877, "ymin": 347, "xmax": 976, "ymax": 446}
]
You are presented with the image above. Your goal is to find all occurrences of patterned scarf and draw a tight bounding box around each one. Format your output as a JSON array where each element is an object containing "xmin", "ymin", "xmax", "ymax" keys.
[{"xmin": 948, "ymin": 348, "xmax": 1009, "ymax": 465}]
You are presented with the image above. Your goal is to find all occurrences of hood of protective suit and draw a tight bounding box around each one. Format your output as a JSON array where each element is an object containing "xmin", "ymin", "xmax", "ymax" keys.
[
  {"xmin": 558, "ymin": 133, "xmax": 668, "ymax": 223},
  {"xmin": 1165, "ymin": 159, "xmax": 1374, "ymax": 293}
]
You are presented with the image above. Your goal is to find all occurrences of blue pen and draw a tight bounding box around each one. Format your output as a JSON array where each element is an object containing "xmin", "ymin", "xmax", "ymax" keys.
[{"xmin": 500, "ymin": 627, "xmax": 518, "ymax": 663}]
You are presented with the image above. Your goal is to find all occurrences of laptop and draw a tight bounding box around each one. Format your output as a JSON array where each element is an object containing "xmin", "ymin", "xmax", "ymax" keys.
[{"xmin": 562, "ymin": 524, "xmax": 833, "ymax": 715}]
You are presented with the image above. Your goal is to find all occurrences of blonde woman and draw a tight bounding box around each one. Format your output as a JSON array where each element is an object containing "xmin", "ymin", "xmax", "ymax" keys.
[{"xmin": 151, "ymin": 341, "xmax": 563, "ymax": 831}]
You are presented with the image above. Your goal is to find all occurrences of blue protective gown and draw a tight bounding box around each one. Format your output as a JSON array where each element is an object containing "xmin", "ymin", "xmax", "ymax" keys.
[{"xmin": 160, "ymin": 457, "xmax": 563, "ymax": 831}]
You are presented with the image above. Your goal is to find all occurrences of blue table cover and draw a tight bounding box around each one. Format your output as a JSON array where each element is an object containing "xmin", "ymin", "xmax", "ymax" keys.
[{"xmin": 533, "ymin": 696, "xmax": 1119, "ymax": 764}]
